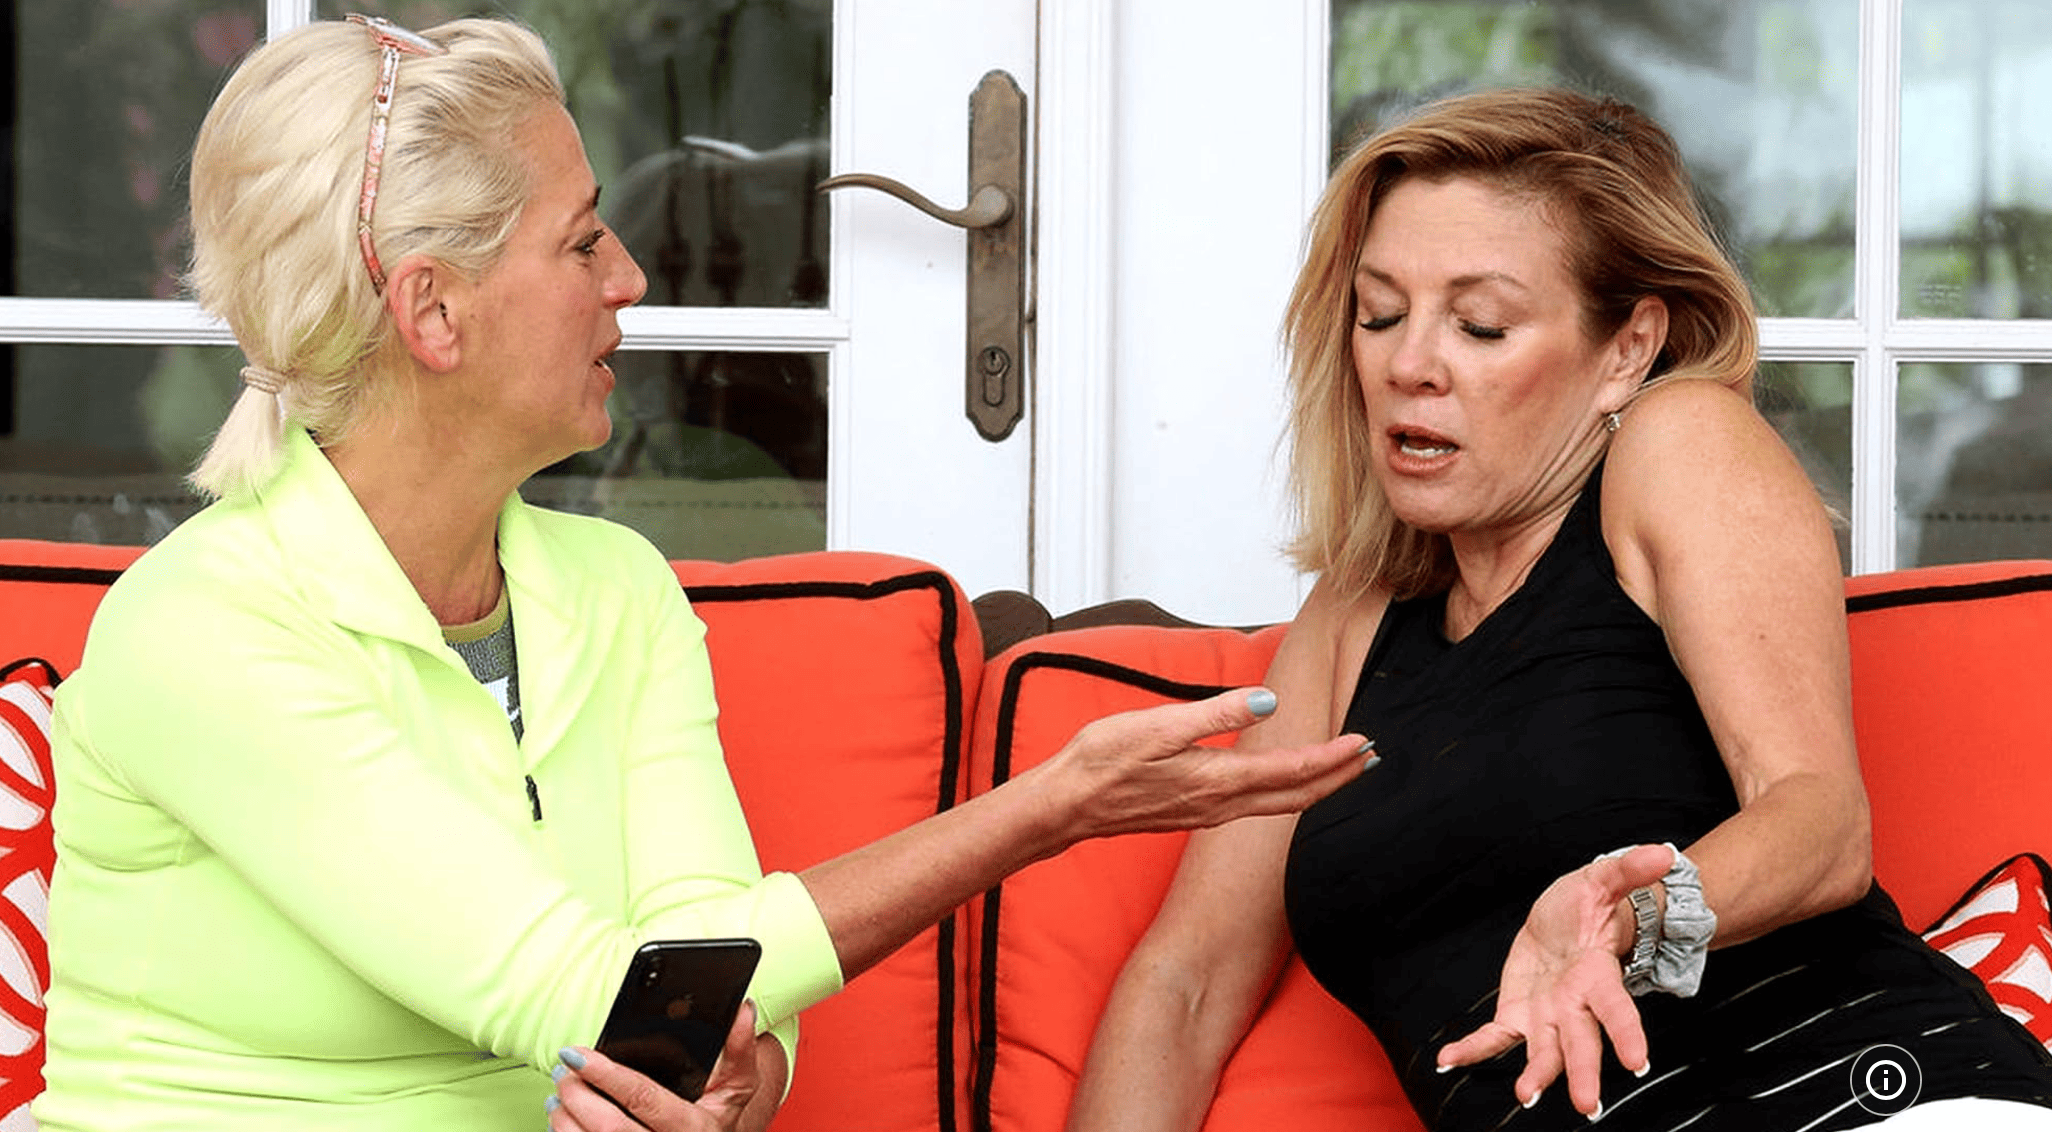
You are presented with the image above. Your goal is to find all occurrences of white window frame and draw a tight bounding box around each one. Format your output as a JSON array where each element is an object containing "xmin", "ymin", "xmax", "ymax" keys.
[{"xmin": 1757, "ymin": 0, "xmax": 2052, "ymax": 574}]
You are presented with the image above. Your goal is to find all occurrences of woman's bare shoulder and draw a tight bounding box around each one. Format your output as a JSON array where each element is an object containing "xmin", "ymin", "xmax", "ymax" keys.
[{"xmin": 1602, "ymin": 376, "xmax": 1838, "ymax": 624}]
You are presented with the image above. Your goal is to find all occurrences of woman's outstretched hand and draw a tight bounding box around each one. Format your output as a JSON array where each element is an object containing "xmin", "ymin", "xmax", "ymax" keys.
[
  {"xmin": 549, "ymin": 1003, "xmax": 763, "ymax": 1132},
  {"xmin": 1435, "ymin": 843, "xmax": 1676, "ymax": 1117},
  {"xmin": 1037, "ymin": 687, "xmax": 1374, "ymax": 841}
]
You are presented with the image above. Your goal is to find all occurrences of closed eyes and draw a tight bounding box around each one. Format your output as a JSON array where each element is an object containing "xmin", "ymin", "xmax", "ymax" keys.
[{"xmin": 1356, "ymin": 312, "xmax": 1506, "ymax": 340}]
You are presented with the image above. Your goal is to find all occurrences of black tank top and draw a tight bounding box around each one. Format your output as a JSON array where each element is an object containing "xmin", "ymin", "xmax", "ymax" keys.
[{"xmin": 1284, "ymin": 471, "xmax": 2052, "ymax": 1131}]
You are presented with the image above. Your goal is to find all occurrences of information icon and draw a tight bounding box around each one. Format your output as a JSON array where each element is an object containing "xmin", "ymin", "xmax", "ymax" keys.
[{"xmin": 1849, "ymin": 1044, "xmax": 1922, "ymax": 1116}]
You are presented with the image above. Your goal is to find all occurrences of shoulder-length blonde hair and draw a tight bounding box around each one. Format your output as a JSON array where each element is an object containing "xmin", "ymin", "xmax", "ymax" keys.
[
  {"xmin": 186, "ymin": 17, "xmax": 566, "ymax": 500},
  {"xmin": 1283, "ymin": 87, "xmax": 1758, "ymax": 599}
]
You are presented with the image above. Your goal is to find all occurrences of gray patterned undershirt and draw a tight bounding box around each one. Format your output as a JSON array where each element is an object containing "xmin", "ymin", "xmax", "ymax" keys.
[{"xmin": 443, "ymin": 593, "xmax": 523, "ymax": 742}]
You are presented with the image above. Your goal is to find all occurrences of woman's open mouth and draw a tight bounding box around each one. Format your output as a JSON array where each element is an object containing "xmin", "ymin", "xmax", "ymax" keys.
[{"xmin": 1393, "ymin": 428, "xmax": 1459, "ymax": 459}]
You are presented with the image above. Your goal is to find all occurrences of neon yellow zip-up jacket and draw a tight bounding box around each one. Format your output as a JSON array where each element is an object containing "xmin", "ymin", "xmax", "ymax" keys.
[{"xmin": 35, "ymin": 429, "xmax": 842, "ymax": 1130}]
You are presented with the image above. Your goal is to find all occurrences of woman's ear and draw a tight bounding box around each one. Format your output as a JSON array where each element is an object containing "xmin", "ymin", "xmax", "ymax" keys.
[
  {"xmin": 385, "ymin": 255, "xmax": 463, "ymax": 373},
  {"xmin": 1601, "ymin": 295, "xmax": 1670, "ymax": 410}
]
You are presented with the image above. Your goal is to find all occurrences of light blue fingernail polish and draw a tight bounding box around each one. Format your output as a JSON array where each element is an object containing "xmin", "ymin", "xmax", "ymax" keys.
[
  {"xmin": 1364, "ymin": 755, "xmax": 1384, "ymax": 772},
  {"xmin": 1247, "ymin": 689, "xmax": 1278, "ymax": 717},
  {"xmin": 551, "ymin": 1064, "xmax": 568, "ymax": 1083},
  {"xmin": 1356, "ymin": 738, "xmax": 1377, "ymax": 755},
  {"xmin": 544, "ymin": 1095, "xmax": 560, "ymax": 1114},
  {"xmin": 557, "ymin": 1047, "xmax": 587, "ymax": 1070}
]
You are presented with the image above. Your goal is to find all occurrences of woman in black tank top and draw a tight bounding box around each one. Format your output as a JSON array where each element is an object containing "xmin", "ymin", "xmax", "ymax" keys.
[{"xmin": 1069, "ymin": 88, "xmax": 2052, "ymax": 1132}]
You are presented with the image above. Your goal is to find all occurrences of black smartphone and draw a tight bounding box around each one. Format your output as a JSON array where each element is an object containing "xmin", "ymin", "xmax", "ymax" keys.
[{"xmin": 593, "ymin": 938, "xmax": 762, "ymax": 1103}]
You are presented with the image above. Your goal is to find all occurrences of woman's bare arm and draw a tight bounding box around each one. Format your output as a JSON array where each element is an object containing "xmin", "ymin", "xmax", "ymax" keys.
[
  {"xmin": 1066, "ymin": 579, "xmax": 1387, "ymax": 1131},
  {"xmin": 1606, "ymin": 378, "xmax": 1871, "ymax": 939},
  {"xmin": 799, "ymin": 672, "xmax": 1374, "ymax": 984}
]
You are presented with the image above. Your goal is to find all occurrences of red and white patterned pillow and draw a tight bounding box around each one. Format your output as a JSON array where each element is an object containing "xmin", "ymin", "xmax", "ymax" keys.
[
  {"xmin": 0, "ymin": 658, "xmax": 57, "ymax": 1127},
  {"xmin": 1922, "ymin": 853, "xmax": 2052, "ymax": 1050}
]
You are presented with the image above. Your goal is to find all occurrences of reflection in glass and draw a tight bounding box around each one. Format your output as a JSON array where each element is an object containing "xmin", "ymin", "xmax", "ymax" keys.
[
  {"xmin": 323, "ymin": 0, "xmax": 832, "ymax": 307},
  {"xmin": 9, "ymin": 2, "xmax": 262, "ymax": 299},
  {"xmin": 1900, "ymin": 0, "xmax": 2052, "ymax": 318},
  {"xmin": 1897, "ymin": 362, "xmax": 2052, "ymax": 566},
  {"xmin": 1754, "ymin": 361, "xmax": 1853, "ymax": 569},
  {"xmin": 1329, "ymin": 0, "xmax": 1858, "ymax": 318},
  {"xmin": 529, "ymin": 350, "xmax": 828, "ymax": 560},
  {"xmin": 0, "ymin": 345, "xmax": 237, "ymax": 544},
  {"xmin": 0, "ymin": 344, "xmax": 825, "ymax": 560}
]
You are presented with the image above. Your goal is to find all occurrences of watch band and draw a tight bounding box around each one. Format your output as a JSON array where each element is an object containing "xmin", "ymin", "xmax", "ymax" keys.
[{"xmin": 1621, "ymin": 884, "xmax": 1662, "ymax": 995}]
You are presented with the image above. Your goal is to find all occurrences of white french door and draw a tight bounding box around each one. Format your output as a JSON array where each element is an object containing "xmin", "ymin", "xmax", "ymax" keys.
[{"xmin": 810, "ymin": 0, "xmax": 1036, "ymax": 600}]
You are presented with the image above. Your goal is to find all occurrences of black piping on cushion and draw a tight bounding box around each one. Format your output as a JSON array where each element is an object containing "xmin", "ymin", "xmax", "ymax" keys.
[
  {"xmin": 1920, "ymin": 852, "xmax": 2052, "ymax": 936},
  {"xmin": 1847, "ymin": 572, "xmax": 2052, "ymax": 614},
  {"xmin": 972, "ymin": 651, "xmax": 1233, "ymax": 1132},
  {"xmin": 0, "ymin": 565, "xmax": 125, "ymax": 586},
  {"xmin": 687, "ymin": 571, "xmax": 969, "ymax": 1132}
]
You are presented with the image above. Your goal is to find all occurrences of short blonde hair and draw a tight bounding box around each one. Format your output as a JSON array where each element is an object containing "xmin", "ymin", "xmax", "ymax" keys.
[
  {"xmin": 1283, "ymin": 87, "xmax": 1759, "ymax": 599},
  {"xmin": 187, "ymin": 17, "xmax": 566, "ymax": 500}
]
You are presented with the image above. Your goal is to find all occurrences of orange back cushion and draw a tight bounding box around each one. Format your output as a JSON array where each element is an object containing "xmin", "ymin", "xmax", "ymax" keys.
[
  {"xmin": 963, "ymin": 624, "xmax": 1420, "ymax": 1132},
  {"xmin": 1845, "ymin": 560, "xmax": 2052, "ymax": 928},
  {"xmin": 0, "ymin": 541, "xmax": 143, "ymax": 674},
  {"xmin": 674, "ymin": 552, "xmax": 982, "ymax": 1132}
]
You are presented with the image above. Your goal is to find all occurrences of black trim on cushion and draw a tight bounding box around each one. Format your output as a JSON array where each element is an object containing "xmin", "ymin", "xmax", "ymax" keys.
[
  {"xmin": 0, "ymin": 658, "xmax": 61, "ymax": 686},
  {"xmin": 971, "ymin": 651, "xmax": 1233, "ymax": 1132},
  {"xmin": 1922, "ymin": 852, "xmax": 2052, "ymax": 936},
  {"xmin": 1847, "ymin": 572, "xmax": 2052, "ymax": 614},
  {"xmin": 0, "ymin": 564, "xmax": 126, "ymax": 587},
  {"xmin": 686, "ymin": 570, "xmax": 969, "ymax": 1132}
]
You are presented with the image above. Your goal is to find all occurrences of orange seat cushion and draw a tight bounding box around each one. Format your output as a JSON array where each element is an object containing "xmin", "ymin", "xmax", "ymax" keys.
[
  {"xmin": 963, "ymin": 624, "xmax": 1421, "ymax": 1132},
  {"xmin": 674, "ymin": 552, "xmax": 982, "ymax": 1132}
]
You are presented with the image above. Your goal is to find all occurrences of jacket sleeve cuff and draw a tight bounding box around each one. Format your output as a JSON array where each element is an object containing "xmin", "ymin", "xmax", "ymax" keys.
[{"xmin": 742, "ymin": 870, "xmax": 843, "ymax": 1036}]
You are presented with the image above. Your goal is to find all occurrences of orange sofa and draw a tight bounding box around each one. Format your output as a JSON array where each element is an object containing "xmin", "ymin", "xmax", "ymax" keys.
[{"xmin": 2, "ymin": 540, "xmax": 2049, "ymax": 1132}]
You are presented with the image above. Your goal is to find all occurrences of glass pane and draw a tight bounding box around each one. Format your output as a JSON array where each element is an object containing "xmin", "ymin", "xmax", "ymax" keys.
[
  {"xmin": 323, "ymin": 1, "xmax": 832, "ymax": 308},
  {"xmin": 1329, "ymin": 0, "xmax": 1859, "ymax": 318},
  {"xmin": 1897, "ymin": 362, "xmax": 2052, "ymax": 566},
  {"xmin": 528, "ymin": 350, "xmax": 828, "ymax": 560},
  {"xmin": 0, "ymin": 344, "xmax": 233, "ymax": 543},
  {"xmin": 0, "ymin": 345, "xmax": 825, "ymax": 559},
  {"xmin": 9, "ymin": 2, "xmax": 263, "ymax": 298},
  {"xmin": 1900, "ymin": 0, "xmax": 2052, "ymax": 318},
  {"xmin": 1755, "ymin": 361, "xmax": 1852, "ymax": 570}
]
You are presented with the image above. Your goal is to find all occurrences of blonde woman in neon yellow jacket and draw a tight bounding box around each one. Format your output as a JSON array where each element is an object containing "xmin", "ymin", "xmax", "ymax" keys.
[{"xmin": 36, "ymin": 18, "xmax": 1372, "ymax": 1131}]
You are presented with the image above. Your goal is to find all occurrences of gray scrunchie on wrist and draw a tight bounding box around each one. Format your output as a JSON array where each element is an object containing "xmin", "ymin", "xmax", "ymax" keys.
[{"xmin": 1597, "ymin": 841, "xmax": 1718, "ymax": 997}]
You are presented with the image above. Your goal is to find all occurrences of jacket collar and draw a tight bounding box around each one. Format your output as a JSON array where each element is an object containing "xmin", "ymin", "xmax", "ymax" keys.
[
  {"xmin": 254, "ymin": 429, "xmax": 590, "ymax": 768},
  {"xmin": 256, "ymin": 429, "xmax": 575, "ymax": 654}
]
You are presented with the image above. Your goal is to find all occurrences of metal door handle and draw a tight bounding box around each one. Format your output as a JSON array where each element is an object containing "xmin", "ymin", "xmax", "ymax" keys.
[
  {"xmin": 817, "ymin": 174, "xmax": 1013, "ymax": 230},
  {"xmin": 817, "ymin": 70, "xmax": 1027, "ymax": 442}
]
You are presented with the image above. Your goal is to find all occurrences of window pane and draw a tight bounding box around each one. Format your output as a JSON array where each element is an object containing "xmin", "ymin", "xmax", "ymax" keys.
[
  {"xmin": 0, "ymin": 344, "xmax": 232, "ymax": 543},
  {"xmin": 528, "ymin": 350, "xmax": 828, "ymax": 560},
  {"xmin": 1755, "ymin": 361, "xmax": 1852, "ymax": 570},
  {"xmin": 9, "ymin": 3, "xmax": 262, "ymax": 299},
  {"xmin": 0, "ymin": 346, "xmax": 825, "ymax": 560},
  {"xmin": 325, "ymin": 1, "xmax": 832, "ymax": 308},
  {"xmin": 1897, "ymin": 362, "xmax": 2052, "ymax": 565},
  {"xmin": 1900, "ymin": 0, "xmax": 2052, "ymax": 318},
  {"xmin": 1329, "ymin": 0, "xmax": 1859, "ymax": 318}
]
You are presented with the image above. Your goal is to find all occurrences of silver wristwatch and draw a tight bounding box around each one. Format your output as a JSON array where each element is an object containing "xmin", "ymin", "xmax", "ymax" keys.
[{"xmin": 1621, "ymin": 885, "xmax": 1663, "ymax": 995}]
